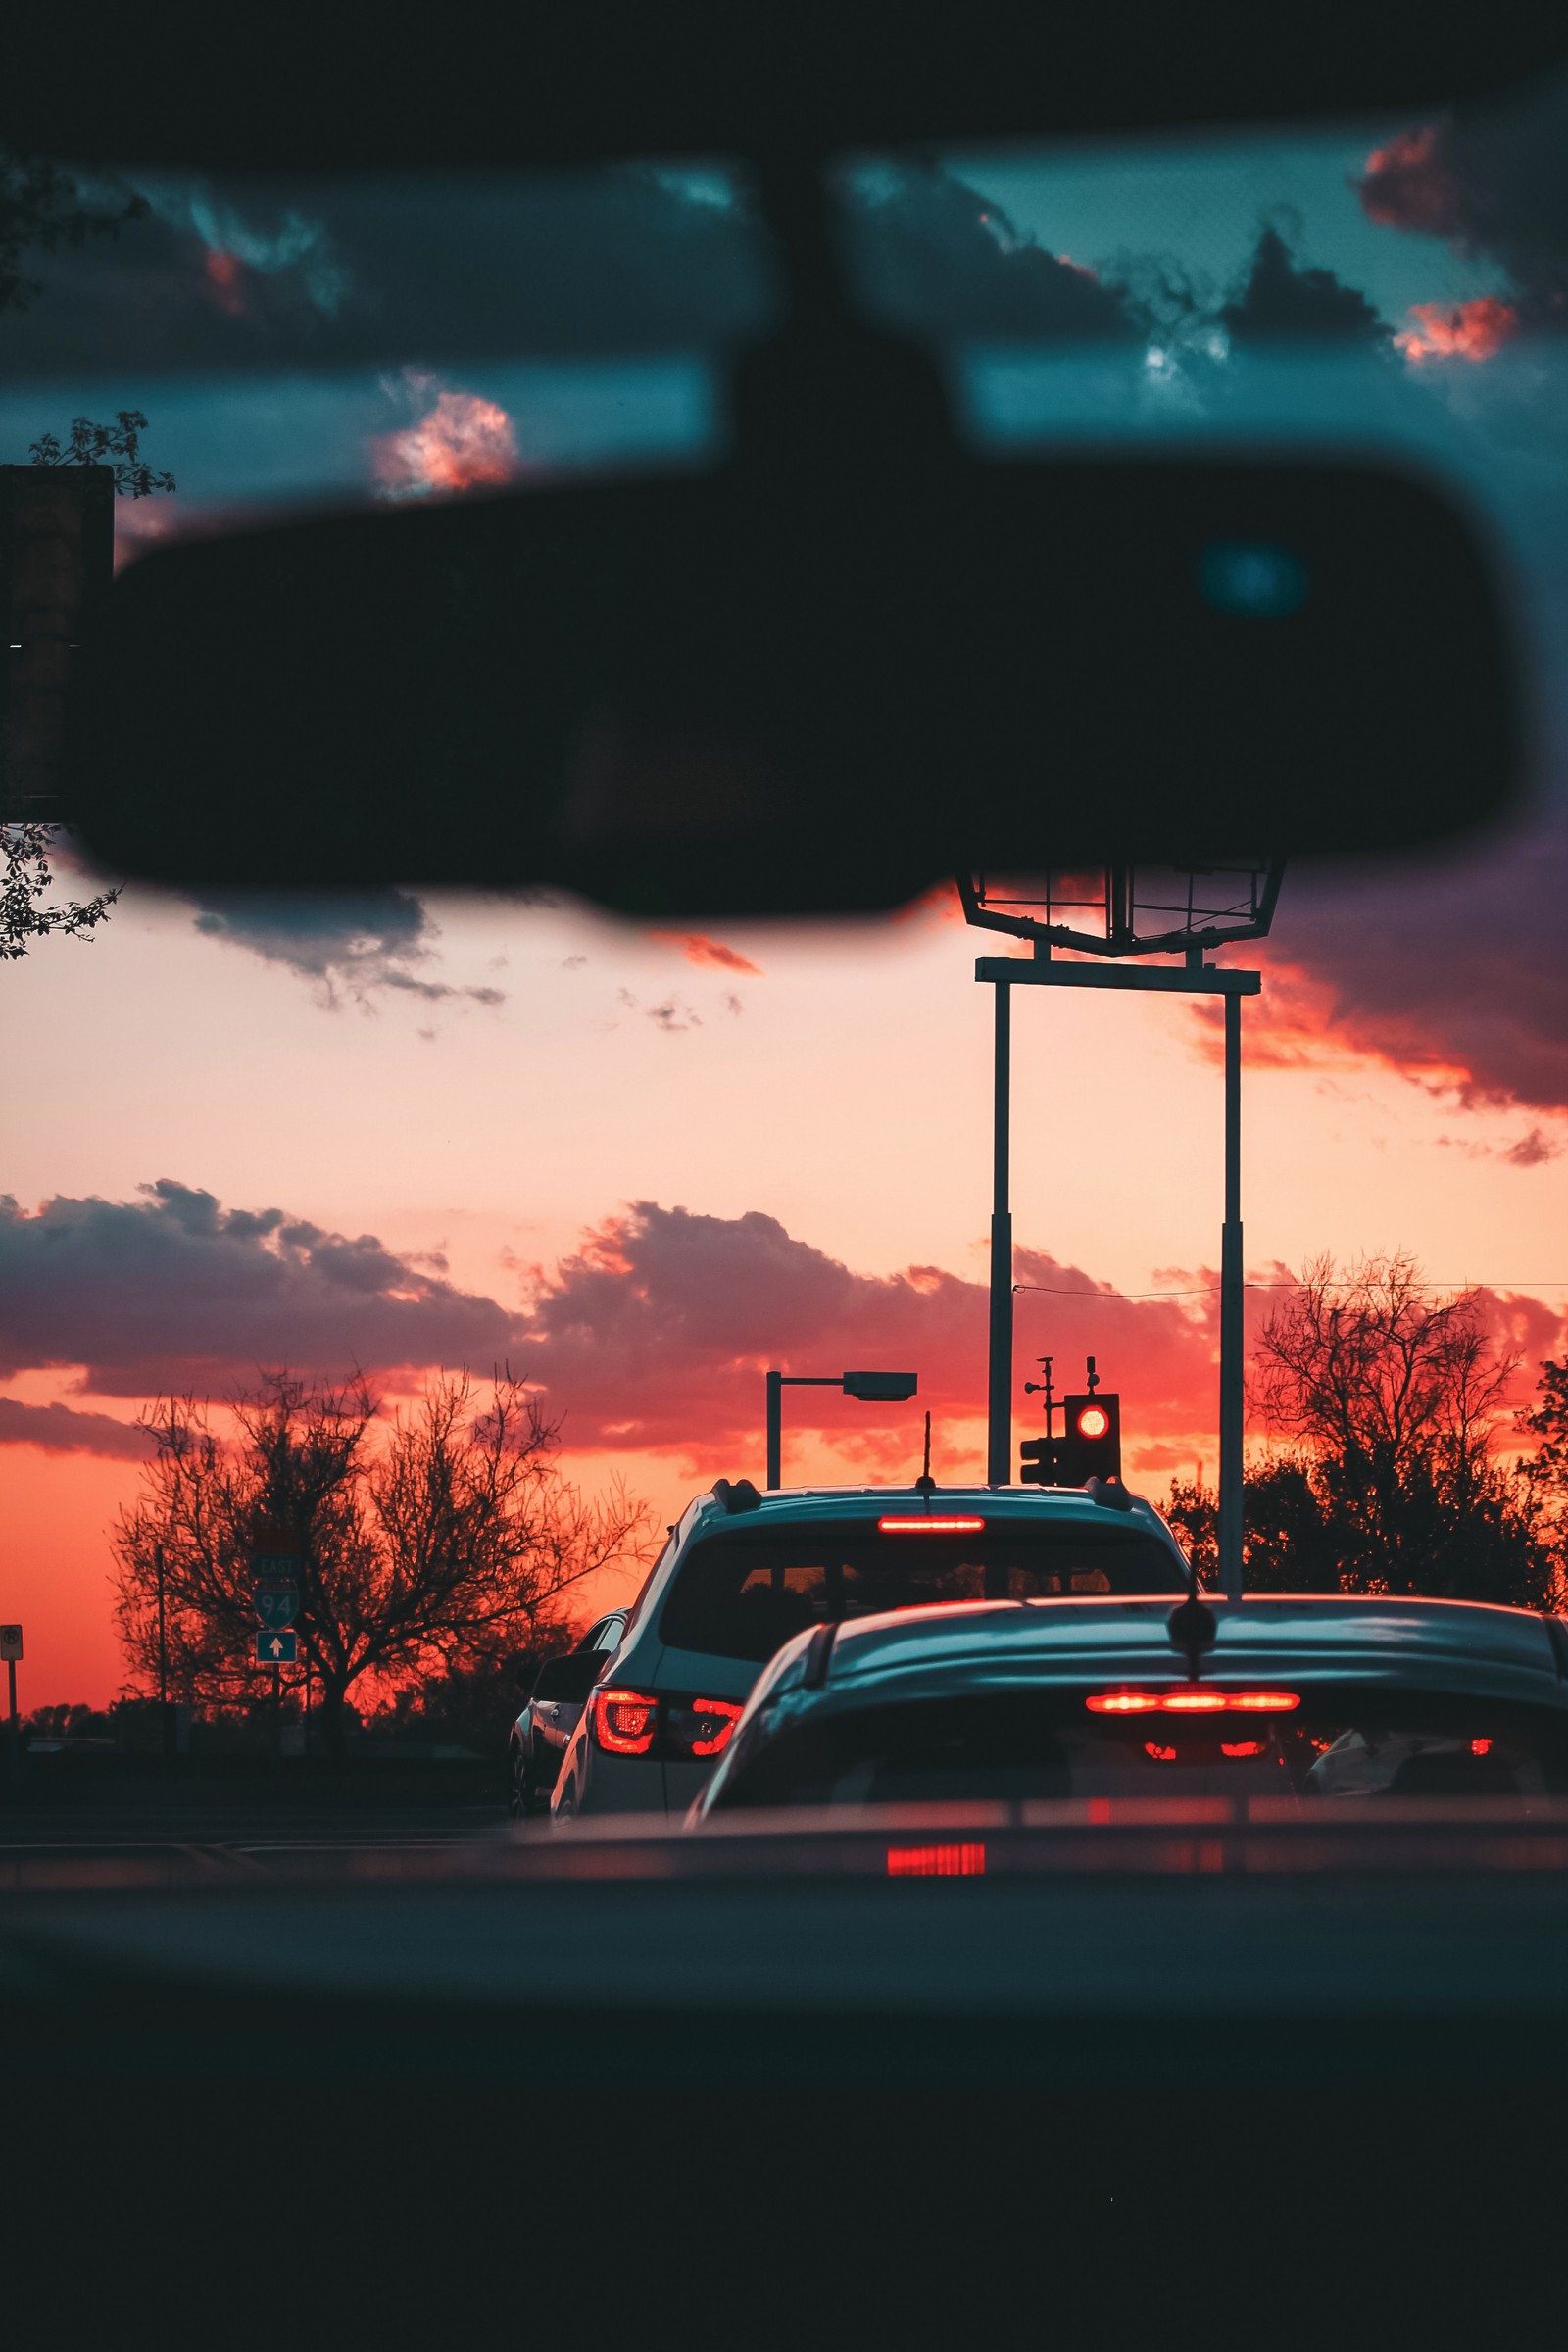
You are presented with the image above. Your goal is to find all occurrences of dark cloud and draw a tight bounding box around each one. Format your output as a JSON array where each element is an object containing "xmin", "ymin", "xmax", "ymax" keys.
[
  {"xmin": 1250, "ymin": 817, "xmax": 1568, "ymax": 1113},
  {"xmin": 513, "ymin": 1200, "xmax": 1225, "ymax": 1455},
  {"xmin": 0, "ymin": 1180, "xmax": 523, "ymax": 1396},
  {"xmin": 1356, "ymin": 82, "xmax": 1568, "ymax": 318},
  {"xmin": 842, "ymin": 164, "xmax": 1136, "ymax": 342},
  {"xmin": 1219, "ymin": 224, "xmax": 1389, "ymax": 345},
  {"xmin": 0, "ymin": 163, "xmax": 773, "ymax": 375},
  {"xmin": 2, "ymin": 156, "xmax": 1146, "ymax": 383},
  {"xmin": 186, "ymin": 888, "xmax": 504, "ymax": 1008},
  {"xmin": 0, "ymin": 1398, "xmax": 152, "ymax": 1459}
]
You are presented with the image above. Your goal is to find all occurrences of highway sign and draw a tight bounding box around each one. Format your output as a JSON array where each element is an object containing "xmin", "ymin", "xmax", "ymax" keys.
[
  {"xmin": 256, "ymin": 1630, "xmax": 298, "ymax": 1665},
  {"xmin": 255, "ymin": 1585, "xmax": 300, "ymax": 1629},
  {"xmin": 0, "ymin": 1626, "xmax": 22, "ymax": 1661},
  {"xmin": 252, "ymin": 1551, "xmax": 299, "ymax": 1578}
]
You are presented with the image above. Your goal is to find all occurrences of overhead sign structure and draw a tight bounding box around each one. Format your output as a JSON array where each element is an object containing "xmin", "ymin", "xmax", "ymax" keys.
[
  {"xmin": 254, "ymin": 1585, "xmax": 300, "ymax": 1630},
  {"xmin": 256, "ymin": 1630, "xmax": 298, "ymax": 1665}
]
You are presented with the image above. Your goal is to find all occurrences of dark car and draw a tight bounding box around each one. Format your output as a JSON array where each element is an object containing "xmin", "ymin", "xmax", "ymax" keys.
[
  {"xmin": 509, "ymin": 1609, "xmax": 629, "ymax": 1816},
  {"xmin": 691, "ymin": 1592, "xmax": 1568, "ymax": 1814}
]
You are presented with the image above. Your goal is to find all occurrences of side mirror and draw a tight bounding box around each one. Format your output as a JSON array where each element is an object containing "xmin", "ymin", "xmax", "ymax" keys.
[{"xmin": 530, "ymin": 1651, "xmax": 612, "ymax": 1705}]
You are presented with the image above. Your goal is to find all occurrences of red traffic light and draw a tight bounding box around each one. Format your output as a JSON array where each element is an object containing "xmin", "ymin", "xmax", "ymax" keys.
[{"xmin": 1076, "ymin": 1404, "xmax": 1110, "ymax": 1441}]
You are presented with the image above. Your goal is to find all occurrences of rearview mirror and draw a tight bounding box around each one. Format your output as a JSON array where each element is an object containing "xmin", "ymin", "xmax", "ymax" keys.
[{"xmin": 68, "ymin": 449, "xmax": 1520, "ymax": 916}]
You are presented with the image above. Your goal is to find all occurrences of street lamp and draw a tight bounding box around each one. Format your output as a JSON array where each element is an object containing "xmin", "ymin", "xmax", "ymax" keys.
[{"xmin": 765, "ymin": 1368, "xmax": 918, "ymax": 1489}]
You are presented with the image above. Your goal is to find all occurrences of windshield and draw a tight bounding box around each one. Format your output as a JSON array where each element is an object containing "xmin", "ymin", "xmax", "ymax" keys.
[
  {"xmin": 659, "ymin": 1524, "xmax": 1187, "ymax": 1661},
  {"xmin": 706, "ymin": 1688, "xmax": 1568, "ymax": 1808}
]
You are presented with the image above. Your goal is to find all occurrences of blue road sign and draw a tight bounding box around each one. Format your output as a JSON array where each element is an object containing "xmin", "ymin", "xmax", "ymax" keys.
[
  {"xmin": 256, "ymin": 1630, "xmax": 298, "ymax": 1665},
  {"xmin": 255, "ymin": 1586, "xmax": 300, "ymax": 1629}
]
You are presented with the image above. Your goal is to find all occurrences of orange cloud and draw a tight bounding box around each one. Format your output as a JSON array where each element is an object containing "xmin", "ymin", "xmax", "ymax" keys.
[
  {"xmin": 1396, "ymin": 296, "xmax": 1519, "ymax": 363},
  {"xmin": 652, "ymin": 932, "xmax": 763, "ymax": 977},
  {"xmin": 372, "ymin": 388, "xmax": 520, "ymax": 498}
]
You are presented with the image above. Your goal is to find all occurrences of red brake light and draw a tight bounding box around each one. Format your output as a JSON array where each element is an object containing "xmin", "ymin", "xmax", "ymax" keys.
[
  {"xmin": 877, "ymin": 1516, "xmax": 986, "ymax": 1535},
  {"xmin": 1088, "ymin": 1690, "xmax": 1300, "ymax": 1715},
  {"xmin": 1145, "ymin": 1743, "xmax": 1178, "ymax": 1761},
  {"xmin": 689, "ymin": 1698, "xmax": 744, "ymax": 1758},
  {"xmin": 1471, "ymin": 1738, "xmax": 1494, "ymax": 1756},
  {"xmin": 886, "ymin": 1843, "xmax": 987, "ymax": 1877},
  {"xmin": 1220, "ymin": 1740, "xmax": 1266, "ymax": 1758},
  {"xmin": 593, "ymin": 1688, "xmax": 660, "ymax": 1755},
  {"xmin": 1076, "ymin": 1405, "xmax": 1110, "ymax": 1440}
]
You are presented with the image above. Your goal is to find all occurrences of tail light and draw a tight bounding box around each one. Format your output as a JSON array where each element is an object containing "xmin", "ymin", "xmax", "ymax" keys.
[
  {"xmin": 887, "ymin": 1843, "xmax": 987, "ymax": 1877},
  {"xmin": 877, "ymin": 1516, "xmax": 986, "ymax": 1535},
  {"xmin": 593, "ymin": 1688, "xmax": 660, "ymax": 1755},
  {"xmin": 1087, "ymin": 1690, "xmax": 1299, "ymax": 1715},
  {"xmin": 591, "ymin": 1689, "xmax": 746, "ymax": 1761}
]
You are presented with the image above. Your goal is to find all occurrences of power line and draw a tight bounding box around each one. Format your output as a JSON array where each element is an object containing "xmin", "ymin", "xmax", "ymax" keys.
[{"xmin": 1014, "ymin": 1279, "xmax": 1568, "ymax": 1300}]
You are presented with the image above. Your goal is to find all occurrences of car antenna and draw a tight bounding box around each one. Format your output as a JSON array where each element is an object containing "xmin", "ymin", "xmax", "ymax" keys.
[
  {"xmin": 914, "ymin": 1409, "xmax": 937, "ymax": 1496},
  {"xmin": 1166, "ymin": 1528, "xmax": 1217, "ymax": 1682}
]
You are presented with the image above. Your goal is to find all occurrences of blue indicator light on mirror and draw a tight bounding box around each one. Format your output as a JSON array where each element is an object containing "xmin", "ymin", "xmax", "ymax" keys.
[{"xmin": 1199, "ymin": 542, "xmax": 1308, "ymax": 617}]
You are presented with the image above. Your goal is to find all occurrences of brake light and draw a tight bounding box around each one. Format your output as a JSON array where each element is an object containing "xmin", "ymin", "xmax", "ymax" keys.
[
  {"xmin": 1221, "ymin": 1740, "xmax": 1266, "ymax": 1758},
  {"xmin": 1145, "ymin": 1743, "xmax": 1178, "ymax": 1761},
  {"xmin": 593, "ymin": 1688, "xmax": 659, "ymax": 1755},
  {"xmin": 689, "ymin": 1698, "xmax": 744, "ymax": 1758},
  {"xmin": 1087, "ymin": 1690, "xmax": 1300, "ymax": 1715},
  {"xmin": 887, "ymin": 1844, "xmax": 987, "ymax": 1876},
  {"xmin": 877, "ymin": 1516, "xmax": 986, "ymax": 1535},
  {"xmin": 1471, "ymin": 1738, "xmax": 1494, "ymax": 1756}
]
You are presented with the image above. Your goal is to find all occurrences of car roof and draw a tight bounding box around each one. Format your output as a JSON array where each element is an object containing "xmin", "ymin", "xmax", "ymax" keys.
[
  {"xmin": 684, "ymin": 1483, "xmax": 1178, "ymax": 1540},
  {"xmin": 808, "ymin": 1592, "xmax": 1568, "ymax": 1706}
]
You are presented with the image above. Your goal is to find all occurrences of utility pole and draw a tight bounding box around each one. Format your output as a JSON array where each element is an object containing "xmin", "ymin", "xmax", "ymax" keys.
[
  {"xmin": 986, "ymin": 976, "xmax": 1012, "ymax": 1486},
  {"xmin": 1218, "ymin": 991, "xmax": 1245, "ymax": 1602}
]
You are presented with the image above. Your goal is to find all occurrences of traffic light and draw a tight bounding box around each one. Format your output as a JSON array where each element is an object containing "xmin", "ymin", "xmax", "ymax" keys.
[
  {"xmin": 1018, "ymin": 1435, "xmax": 1063, "ymax": 1487},
  {"xmin": 1061, "ymin": 1393, "xmax": 1121, "ymax": 1485}
]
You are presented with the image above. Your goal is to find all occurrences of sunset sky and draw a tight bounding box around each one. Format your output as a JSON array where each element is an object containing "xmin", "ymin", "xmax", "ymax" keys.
[{"xmin": 5, "ymin": 91, "xmax": 1568, "ymax": 1703}]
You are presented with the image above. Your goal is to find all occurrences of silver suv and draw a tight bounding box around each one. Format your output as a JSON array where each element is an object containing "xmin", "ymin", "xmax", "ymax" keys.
[{"xmin": 550, "ymin": 1478, "xmax": 1190, "ymax": 1818}]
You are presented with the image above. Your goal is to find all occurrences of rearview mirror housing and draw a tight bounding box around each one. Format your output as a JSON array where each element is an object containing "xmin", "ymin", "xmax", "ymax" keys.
[{"xmin": 70, "ymin": 450, "xmax": 1521, "ymax": 916}]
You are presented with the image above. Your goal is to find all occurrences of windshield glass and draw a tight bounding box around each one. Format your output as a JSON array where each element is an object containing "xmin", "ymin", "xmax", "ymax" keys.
[
  {"xmin": 707, "ymin": 1688, "xmax": 1568, "ymax": 1807},
  {"xmin": 659, "ymin": 1524, "xmax": 1186, "ymax": 1662}
]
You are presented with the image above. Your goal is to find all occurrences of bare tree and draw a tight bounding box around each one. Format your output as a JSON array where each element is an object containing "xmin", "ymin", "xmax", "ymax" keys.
[
  {"xmin": 1244, "ymin": 1250, "xmax": 1545, "ymax": 1600},
  {"xmin": 112, "ymin": 1370, "xmax": 655, "ymax": 1754}
]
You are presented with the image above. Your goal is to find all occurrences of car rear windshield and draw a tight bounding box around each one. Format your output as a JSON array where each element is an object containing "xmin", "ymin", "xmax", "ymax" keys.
[
  {"xmin": 708, "ymin": 1688, "xmax": 1568, "ymax": 1808},
  {"xmin": 658, "ymin": 1520, "xmax": 1186, "ymax": 1662}
]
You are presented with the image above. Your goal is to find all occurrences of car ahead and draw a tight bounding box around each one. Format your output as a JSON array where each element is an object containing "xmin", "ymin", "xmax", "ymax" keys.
[
  {"xmin": 549, "ymin": 1478, "xmax": 1190, "ymax": 1818},
  {"xmin": 691, "ymin": 1590, "xmax": 1568, "ymax": 1816},
  {"xmin": 509, "ymin": 1609, "xmax": 629, "ymax": 1816}
]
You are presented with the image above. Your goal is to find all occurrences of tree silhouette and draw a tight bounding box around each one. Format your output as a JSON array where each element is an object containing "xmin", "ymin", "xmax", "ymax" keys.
[
  {"xmin": 1167, "ymin": 1251, "xmax": 1553, "ymax": 1607},
  {"xmin": 0, "ymin": 147, "xmax": 146, "ymax": 318},
  {"xmin": 112, "ymin": 1370, "xmax": 655, "ymax": 1755}
]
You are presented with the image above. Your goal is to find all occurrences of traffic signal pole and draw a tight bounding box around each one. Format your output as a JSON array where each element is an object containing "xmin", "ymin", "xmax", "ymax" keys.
[
  {"xmin": 1219, "ymin": 991, "xmax": 1245, "ymax": 1602},
  {"xmin": 978, "ymin": 954, "xmax": 1257, "ymax": 1594},
  {"xmin": 987, "ymin": 975, "xmax": 1013, "ymax": 1487}
]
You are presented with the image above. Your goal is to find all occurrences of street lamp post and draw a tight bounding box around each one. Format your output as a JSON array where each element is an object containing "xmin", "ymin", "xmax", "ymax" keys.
[{"xmin": 765, "ymin": 1369, "xmax": 919, "ymax": 1489}]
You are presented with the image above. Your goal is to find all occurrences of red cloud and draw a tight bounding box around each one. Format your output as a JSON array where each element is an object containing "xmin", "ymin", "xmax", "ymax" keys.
[
  {"xmin": 1358, "ymin": 127, "xmax": 1466, "ymax": 238},
  {"xmin": 651, "ymin": 933, "xmax": 763, "ymax": 977},
  {"xmin": 514, "ymin": 1200, "xmax": 1233, "ymax": 1464},
  {"xmin": 1194, "ymin": 820, "xmax": 1568, "ymax": 1117},
  {"xmin": 1396, "ymin": 296, "xmax": 1519, "ymax": 362},
  {"xmin": 372, "ymin": 389, "xmax": 519, "ymax": 499}
]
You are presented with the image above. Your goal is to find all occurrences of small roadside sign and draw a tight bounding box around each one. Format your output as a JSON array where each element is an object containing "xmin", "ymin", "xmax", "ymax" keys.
[
  {"xmin": 255, "ymin": 1586, "xmax": 300, "ymax": 1630},
  {"xmin": 256, "ymin": 1630, "xmax": 298, "ymax": 1665},
  {"xmin": 0, "ymin": 1626, "xmax": 22, "ymax": 1661}
]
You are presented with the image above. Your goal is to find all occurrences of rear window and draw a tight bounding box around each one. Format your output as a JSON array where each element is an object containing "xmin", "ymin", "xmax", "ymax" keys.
[
  {"xmin": 658, "ymin": 1520, "xmax": 1186, "ymax": 1663},
  {"xmin": 709, "ymin": 1688, "xmax": 1568, "ymax": 1809}
]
